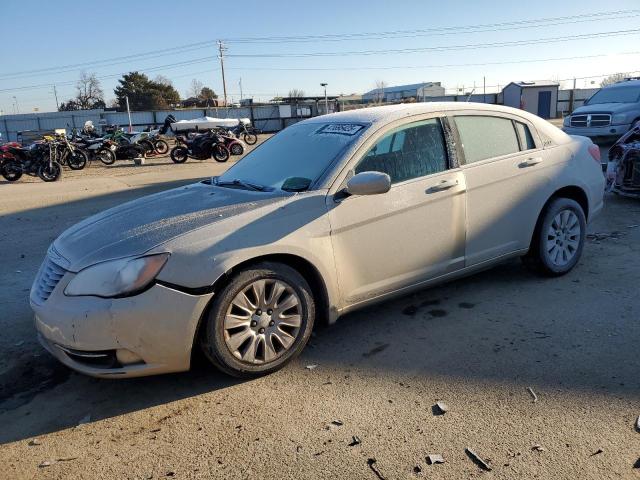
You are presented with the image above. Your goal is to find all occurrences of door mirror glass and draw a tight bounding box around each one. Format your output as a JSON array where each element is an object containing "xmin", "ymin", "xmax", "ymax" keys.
[{"xmin": 345, "ymin": 171, "xmax": 391, "ymax": 196}]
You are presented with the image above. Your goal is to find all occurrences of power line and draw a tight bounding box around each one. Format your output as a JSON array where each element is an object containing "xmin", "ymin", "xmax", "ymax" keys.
[
  {"xmin": 224, "ymin": 10, "xmax": 640, "ymax": 43},
  {"xmin": 227, "ymin": 29, "xmax": 640, "ymax": 57}
]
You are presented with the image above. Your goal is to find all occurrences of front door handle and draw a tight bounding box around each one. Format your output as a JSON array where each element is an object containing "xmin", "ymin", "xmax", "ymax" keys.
[
  {"xmin": 428, "ymin": 179, "xmax": 459, "ymax": 193},
  {"xmin": 519, "ymin": 157, "xmax": 543, "ymax": 168}
]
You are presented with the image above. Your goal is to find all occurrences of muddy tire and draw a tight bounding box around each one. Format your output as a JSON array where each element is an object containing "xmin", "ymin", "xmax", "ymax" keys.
[
  {"xmin": 200, "ymin": 262, "xmax": 315, "ymax": 378},
  {"xmin": 2, "ymin": 161, "xmax": 22, "ymax": 181},
  {"xmin": 170, "ymin": 146, "xmax": 189, "ymax": 164},
  {"xmin": 522, "ymin": 197, "xmax": 586, "ymax": 276}
]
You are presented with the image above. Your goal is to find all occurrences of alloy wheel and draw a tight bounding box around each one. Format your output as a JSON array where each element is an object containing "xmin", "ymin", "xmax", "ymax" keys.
[{"xmin": 545, "ymin": 209, "xmax": 581, "ymax": 267}]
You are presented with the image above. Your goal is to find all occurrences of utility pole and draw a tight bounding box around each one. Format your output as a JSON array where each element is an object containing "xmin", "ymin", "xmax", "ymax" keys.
[
  {"xmin": 13, "ymin": 96, "xmax": 19, "ymax": 114},
  {"xmin": 125, "ymin": 96, "xmax": 132, "ymax": 132},
  {"xmin": 320, "ymin": 83, "xmax": 328, "ymax": 114},
  {"xmin": 239, "ymin": 77, "xmax": 243, "ymax": 102},
  {"xmin": 218, "ymin": 40, "xmax": 228, "ymax": 107},
  {"xmin": 53, "ymin": 85, "xmax": 59, "ymax": 110},
  {"xmin": 483, "ymin": 76, "xmax": 486, "ymax": 104}
]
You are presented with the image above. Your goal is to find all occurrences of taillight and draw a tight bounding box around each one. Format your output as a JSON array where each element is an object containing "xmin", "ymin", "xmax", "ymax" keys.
[{"xmin": 588, "ymin": 144, "xmax": 601, "ymax": 164}]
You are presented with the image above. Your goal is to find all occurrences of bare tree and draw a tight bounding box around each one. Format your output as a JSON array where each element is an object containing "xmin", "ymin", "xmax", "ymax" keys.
[
  {"xmin": 154, "ymin": 75, "xmax": 173, "ymax": 87},
  {"xmin": 374, "ymin": 80, "xmax": 387, "ymax": 104},
  {"xmin": 188, "ymin": 79, "xmax": 204, "ymax": 99},
  {"xmin": 75, "ymin": 72, "xmax": 104, "ymax": 109},
  {"xmin": 601, "ymin": 73, "xmax": 628, "ymax": 87},
  {"xmin": 288, "ymin": 88, "xmax": 305, "ymax": 99}
]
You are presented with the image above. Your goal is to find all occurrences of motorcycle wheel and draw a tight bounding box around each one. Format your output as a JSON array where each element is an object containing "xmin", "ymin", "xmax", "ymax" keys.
[
  {"xmin": 212, "ymin": 144, "xmax": 230, "ymax": 162},
  {"xmin": 2, "ymin": 161, "xmax": 22, "ymax": 182},
  {"xmin": 98, "ymin": 149, "xmax": 116, "ymax": 165},
  {"xmin": 243, "ymin": 132, "xmax": 258, "ymax": 145},
  {"xmin": 139, "ymin": 139, "xmax": 155, "ymax": 155},
  {"xmin": 38, "ymin": 162, "xmax": 62, "ymax": 182},
  {"xmin": 170, "ymin": 146, "xmax": 189, "ymax": 164},
  {"xmin": 154, "ymin": 139, "xmax": 169, "ymax": 155},
  {"xmin": 68, "ymin": 150, "xmax": 88, "ymax": 170},
  {"xmin": 230, "ymin": 143, "xmax": 244, "ymax": 156}
]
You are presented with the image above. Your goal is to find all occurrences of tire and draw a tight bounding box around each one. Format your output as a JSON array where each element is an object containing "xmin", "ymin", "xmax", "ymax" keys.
[
  {"xmin": 200, "ymin": 262, "xmax": 315, "ymax": 378},
  {"xmin": 212, "ymin": 144, "xmax": 230, "ymax": 162},
  {"xmin": 170, "ymin": 146, "xmax": 189, "ymax": 163},
  {"xmin": 98, "ymin": 149, "xmax": 116, "ymax": 165},
  {"xmin": 38, "ymin": 162, "xmax": 62, "ymax": 182},
  {"xmin": 68, "ymin": 150, "xmax": 88, "ymax": 170},
  {"xmin": 229, "ymin": 142, "xmax": 244, "ymax": 156},
  {"xmin": 2, "ymin": 161, "xmax": 22, "ymax": 181},
  {"xmin": 153, "ymin": 139, "xmax": 169, "ymax": 155},
  {"xmin": 522, "ymin": 197, "xmax": 586, "ymax": 276},
  {"xmin": 139, "ymin": 139, "xmax": 155, "ymax": 155},
  {"xmin": 243, "ymin": 132, "xmax": 258, "ymax": 145}
]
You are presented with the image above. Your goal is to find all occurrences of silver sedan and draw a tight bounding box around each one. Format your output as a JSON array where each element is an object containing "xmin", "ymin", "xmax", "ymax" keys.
[{"xmin": 31, "ymin": 103, "xmax": 605, "ymax": 378}]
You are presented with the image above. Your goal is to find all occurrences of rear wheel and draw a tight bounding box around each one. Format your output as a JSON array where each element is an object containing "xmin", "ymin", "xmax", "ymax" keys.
[
  {"xmin": 68, "ymin": 150, "xmax": 88, "ymax": 170},
  {"xmin": 243, "ymin": 132, "xmax": 258, "ymax": 145},
  {"xmin": 2, "ymin": 161, "xmax": 22, "ymax": 181},
  {"xmin": 98, "ymin": 149, "xmax": 116, "ymax": 165},
  {"xmin": 200, "ymin": 262, "xmax": 315, "ymax": 378},
  {"xmin": 212, "ymin": 144, "xmax": 230, "ymax": 162},
  {"xmin": 139, "ymin": 139, "xmax": 155, "ymax": 155},
  {"xmin": 170, "ymin": 146, "xmax": 189, "ymax": 163},
  {"xmin": 230, "ymin": 142, "xmax": 244, "ymax": 155},
  {"xmin": 154, "ymin": 139, "xmax": 169, "ymax": 155},
  {"xmin": 38, "ymin": 161, "xmax": 62, "ymax": 182},
  {"xmin": 522, "ymin": 197, "xmax": 586, "ymax": 276}
]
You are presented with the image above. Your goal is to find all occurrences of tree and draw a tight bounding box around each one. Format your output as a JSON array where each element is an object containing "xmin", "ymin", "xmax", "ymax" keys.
[
  {"xmin": 601, "ymin": 73, "xmax": 628, "ymax": 87},
  {"xmin": 188, "ymin": 79, "xmax": 204, "ymax": 99},
  {"xmin": 288, "ymin": 89, "xmax": 305, "ymax": 99},
  {"xmin": 199, "ymin": 86, "xmax": 217, "ymax": 106},
  {"xmin": 373, "ymin": 80, "xmax": 387, "ymax": 104},
  {"xmin": 154, "ymin": 75, "xmax": 173, "ymax": 87},
  {"xmin": 114, "ymin": 72, "xmax": 180, "ymax": 110},
  {"xmin": 58, "ymin": 72, "xmax": 105, "ymax": 111}
]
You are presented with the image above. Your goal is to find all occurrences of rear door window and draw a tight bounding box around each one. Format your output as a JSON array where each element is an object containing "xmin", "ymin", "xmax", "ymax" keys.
[
  {"xmin": 454, "ymin": 116, "xmax": 520, "ymax": 164},
  {"xmin": 514, "ymin": 121, "xmax": 536, "ymax": 150}
]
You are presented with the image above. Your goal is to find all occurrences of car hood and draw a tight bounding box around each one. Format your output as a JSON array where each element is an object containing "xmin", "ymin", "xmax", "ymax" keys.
[
  {"xmin": 572, "ymin": 102, "xmax": 638, "ymax": 115},
  {"xmin": 51, "ymin": 182, "xmax": 286, "ymax": 272}
]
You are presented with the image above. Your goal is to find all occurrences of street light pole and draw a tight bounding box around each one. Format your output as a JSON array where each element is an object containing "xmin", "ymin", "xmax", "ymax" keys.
[
  {"xmin": 320, "ymin": 83, "xmax": 328, "ymax": 114},
  {"xmin": 13, "ymin": 96, "xmax": 19, "ymax": 114}
]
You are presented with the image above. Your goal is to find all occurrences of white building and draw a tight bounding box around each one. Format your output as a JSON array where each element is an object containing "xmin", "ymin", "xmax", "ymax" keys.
[
  {"xmin": 502, "ymin": 81, "xmax": 559, "ymax": 119},
  {"xmin": 362, "ymin": 82, "xmax": 445, "ymax": 103}
]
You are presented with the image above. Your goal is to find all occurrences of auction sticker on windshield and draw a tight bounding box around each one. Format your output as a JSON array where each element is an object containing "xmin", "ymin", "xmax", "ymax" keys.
[{"xmin": 315, "ymin": 123, "xmax": 365, "ymax": 136}]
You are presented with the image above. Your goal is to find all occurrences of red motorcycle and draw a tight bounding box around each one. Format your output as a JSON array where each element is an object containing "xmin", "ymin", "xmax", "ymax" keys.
[{"xmin": 212, "ymin": 128, "xmax": 245, "ymax": 155}]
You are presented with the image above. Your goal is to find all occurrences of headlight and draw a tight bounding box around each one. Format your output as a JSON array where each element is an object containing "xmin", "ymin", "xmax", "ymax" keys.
[
  {"xmin": 65, "ymin": 253, "xmax": 169, "ymax": 298},
  {"xmin": 563, "ymin": 116, "xmax": 571, "ymax": 127},
  {"xmin": 612, "ymin": 113, "xmax": 628, "ymax": 125}
]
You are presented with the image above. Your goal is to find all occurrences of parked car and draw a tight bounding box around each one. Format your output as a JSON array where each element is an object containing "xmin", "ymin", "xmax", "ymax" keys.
[
  {"xmin": 31, "ymin": 103, "xmax": 604, "ymax": 379},
  {"xmin": 562, "ymin": 78, "xmax": 640, "ymax": 140}
]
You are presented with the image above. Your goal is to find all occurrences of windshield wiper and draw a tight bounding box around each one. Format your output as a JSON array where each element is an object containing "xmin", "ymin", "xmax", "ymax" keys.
[{"xmin": 215, "ymin": 179, "xmax": 267, "ymax": 191}]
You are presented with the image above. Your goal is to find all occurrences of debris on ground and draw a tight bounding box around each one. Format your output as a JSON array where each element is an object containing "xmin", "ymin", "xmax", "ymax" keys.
[
  {"xmin": 426, "ymin": 454, "xmax": 445, "ymax": 465},
  {"xmin": 28, "ymin": 439, "xmax": 41, "ymax": 446},
  {"xmin": 433, "ymin": 402, "xmax": 449, "ymax": 415},
  {"xmin": 348, "ymin": 435, "xmax": 361, "ymax": 446},
  {"xmin": 590, "ymin": 448, "xmax": 604, "ymax": 456},
  {"xmin": 38, "ymin": 461, "xmax": 52, "ymax": 468},
  {"xmin": 331, "ymin": 420, "xmax": 343, "ymax": 426},
  {"xmin": 305, "ymin": 364, "xmax": 318, "ymax": 370},
  {"xmin": 367, "ymin": 458, "xmax": 387, "ymax": 480},
  {"xmin": 527, "ymin": 387, "xmax": 538, "ymax": 403},
  {"xmin": 413, "ymin": 465, "xmax": 422, "ymax": 474},
  {"xmin": 532, "ymin": 444, "xmax": 546, "ymax": 452},
  {"xmin": 465, "ymin": 448, "xmax": 492, "ymax": 471},
  {"xmin": 586, "ymin": 231, "xmax": 625, "ymax": 242},
  {"xmin": 634, "ymin": 457, "xmax": 640, "ymax": 469}
]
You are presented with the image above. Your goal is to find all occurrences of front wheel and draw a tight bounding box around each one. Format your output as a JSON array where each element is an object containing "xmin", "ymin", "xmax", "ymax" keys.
[
  {"xmin": 68, "ymin": 150, "xmax": 88, "ymax": 170},
  {"xmin": 153, "ymin": 139, "xmax": 169, "ymax": 155},
  {"xmin": 200, "ymin": 262, "xmax": 315, "ymax": 378},
  {"xmin": 229, "ymin": 142, "xmax": 244, "ymax": 156},
  {"xmin": 139, "ymin": 139, "xmax": 155, "ymax": 155},
  {"xmin": 212, "ymin": 144, "xmax": 230, "ymax": 162},
  {"xmin": 243, "ymin": 132, "xmax": 257, "ymax": 145},
  {"xmin": 98, "ymin": 149, "xmax": 116, "ymax": 165},
  {"xmin": 38, "ymin": 161, "xmax": 62, "ymax": 182},
  {"xmin": 522, "ymin": 197, "xmax": 586, "ymax": 276},
  {"xmin": 170, "ymin": 146, "xmax": 189, "ymax": 163}
]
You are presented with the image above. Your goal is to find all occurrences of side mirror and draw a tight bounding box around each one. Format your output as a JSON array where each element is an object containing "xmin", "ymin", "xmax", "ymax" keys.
[{"xmin": 345, "ymin": 171, "xmax": 391, "ymax": 196}]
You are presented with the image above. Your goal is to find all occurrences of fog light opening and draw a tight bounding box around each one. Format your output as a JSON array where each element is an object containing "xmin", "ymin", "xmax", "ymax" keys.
[{"xmin": 116, "ymin": 349, "xmax": 144, "ymax": 366}]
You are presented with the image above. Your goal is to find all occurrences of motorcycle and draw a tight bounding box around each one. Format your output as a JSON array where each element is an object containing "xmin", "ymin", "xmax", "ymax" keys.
[
  {"xmin": 73, "ymin": 135, "xmax": 119, "ymax": 165},
  {"xmin": 100, "ymin": 126, "xmax": 147, "ymax": 163},
  {"xmin": 230, "ymin": 122, "xmax": 259, "ymax": 145},
  {"xmin": 1, "ymin": 141, "xmax": 62, "ymax": 182},
  {"xmin": 211, "ymin": 127, "xmax": 245, "ymax": 155},
  {"xmin": 47, "ymin": 134, "xmax": 88, "ymax": 170},
  {"xmin": 170, "ymin": 131, "xmax": 230, "ymax": 163}
]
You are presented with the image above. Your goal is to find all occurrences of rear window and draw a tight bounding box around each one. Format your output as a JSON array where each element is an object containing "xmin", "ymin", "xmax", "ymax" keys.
[{"xmin": 454, "ymin": 116, "xmax": 520, "ymax": 164}]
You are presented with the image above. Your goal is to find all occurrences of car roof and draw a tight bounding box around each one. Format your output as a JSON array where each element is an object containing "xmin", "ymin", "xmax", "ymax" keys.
[
  {"xmin": 300, "ymin": 102, "xmax": 570, "ymax": 145},
  {"xmin": 604, "ymin": 79, "xmax": 640, "ymax": 89}
]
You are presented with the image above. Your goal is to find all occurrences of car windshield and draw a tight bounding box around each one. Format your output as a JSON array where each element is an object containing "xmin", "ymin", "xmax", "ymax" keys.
[
  {"xmin": 586, "ymin": 86, "xmax": 640, "ymax": 105},
  {"xmin": 216, "ymin": 122, "xmax": 367, "ymax": 191}
]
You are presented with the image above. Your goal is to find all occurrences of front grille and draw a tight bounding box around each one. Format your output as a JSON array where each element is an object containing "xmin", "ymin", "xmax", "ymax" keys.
[
  {"xmin": 32, "ymin": 257, "xmax": 67, "ymax": 304},
  {"xmin": 570, "ymin": 113, "xmax": 611, "ymax": 128}
]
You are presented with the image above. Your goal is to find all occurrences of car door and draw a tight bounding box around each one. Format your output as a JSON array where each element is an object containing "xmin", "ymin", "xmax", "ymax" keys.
[
  {"xmin": 451, "ymin": 113, "xmax": 551, "ymax": 266},
  {"xmin": 327, "ymin": 116, "xmax": 466, "ymax": 307}
]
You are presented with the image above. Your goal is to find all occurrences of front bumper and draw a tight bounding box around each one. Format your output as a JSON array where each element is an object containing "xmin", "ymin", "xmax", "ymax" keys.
[
  {"xmin": 31, "ymin": 273, "xmax": 213, "ymax": 378},
  {"xmin": 562, "ymin": 123, "xmax": 631, "ymax": 139}
]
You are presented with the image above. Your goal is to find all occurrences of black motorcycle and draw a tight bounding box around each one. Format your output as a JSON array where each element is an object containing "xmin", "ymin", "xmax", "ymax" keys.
[
  {"xmin": 230, "ymin": 123, "xmax": 259, "ymax": 145},
  {"xmin": 52, "ymin": 134, "xmax": 88, "ymax": 170},
  {"xmin": 1, "ymin": 141, "xmax": 62, "ymax": 182},
  {"xmin": 170, "ymin": 131, "xmax": 230, "ymax": 163}
]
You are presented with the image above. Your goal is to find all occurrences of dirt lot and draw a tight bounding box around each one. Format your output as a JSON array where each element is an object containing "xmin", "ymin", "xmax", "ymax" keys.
[{"xmin": 1, "ymin": 139, "xmax": 640, "ymax": 479}]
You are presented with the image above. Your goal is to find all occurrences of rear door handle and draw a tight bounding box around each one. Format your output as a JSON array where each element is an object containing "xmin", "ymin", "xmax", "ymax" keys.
[
  {"xmin": 428, "ymin": 179, "xmax": 459, "ymax": 193},
  {"xmin": 519, "ymin": 157, "xmax": 543, "ymax": 168}
]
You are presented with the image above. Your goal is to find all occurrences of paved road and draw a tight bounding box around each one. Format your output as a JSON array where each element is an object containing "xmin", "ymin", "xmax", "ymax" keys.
[{"xmin": 1, "ymin": 148, "xmax": 639, "ymax": 479}]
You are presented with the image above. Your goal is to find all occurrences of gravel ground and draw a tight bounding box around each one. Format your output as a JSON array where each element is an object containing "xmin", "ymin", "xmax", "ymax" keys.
[{"xmin": 1, "ymin": 137, "xmax": 639, "ymax": 479}]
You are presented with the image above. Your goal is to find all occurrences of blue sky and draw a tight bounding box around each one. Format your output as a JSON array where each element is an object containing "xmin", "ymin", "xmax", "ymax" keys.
[{"xmin": 1, "ymin": 0, "xmax": 639, "ymax": 113}]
